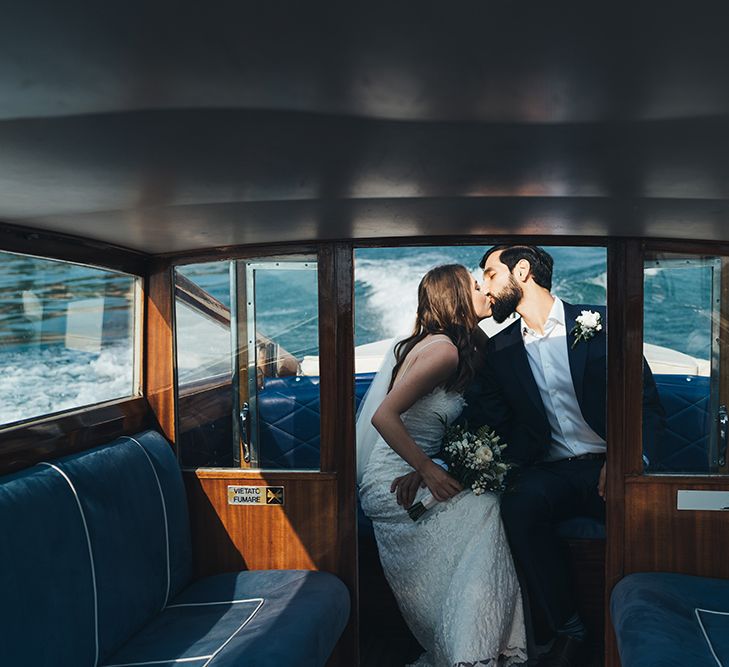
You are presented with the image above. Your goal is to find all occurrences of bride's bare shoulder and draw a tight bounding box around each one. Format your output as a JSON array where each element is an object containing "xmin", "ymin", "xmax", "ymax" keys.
[{"xmin": 411, "ymin": 335, "xmax": 458, "ymax": 364}]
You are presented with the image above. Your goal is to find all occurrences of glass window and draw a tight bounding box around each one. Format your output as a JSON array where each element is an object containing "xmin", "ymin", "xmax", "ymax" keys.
[
  {"xmin": 354, "ymin": 244, "xmax": 606, "ymax": 377},
  {"xmin": 174, "ymin": 255, "xmax": 320, "ymax": 470},
  {"xmin": 0, "ymin": 251, "xmax": 139, "ymax": 427},
  {"xmin": 643, "ymin": 252, "xmax": 727, "ymax": 474}
]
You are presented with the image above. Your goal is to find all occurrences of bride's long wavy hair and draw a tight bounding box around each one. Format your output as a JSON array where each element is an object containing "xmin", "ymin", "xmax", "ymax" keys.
[{"xmin": 389, "ymin": 264, "xmax": 480, "ymax": 393}]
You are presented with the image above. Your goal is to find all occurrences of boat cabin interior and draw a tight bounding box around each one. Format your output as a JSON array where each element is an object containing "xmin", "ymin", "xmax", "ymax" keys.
[{"xmin": 1, "ymin": 3, "xmax": 729, "ymax": 666}]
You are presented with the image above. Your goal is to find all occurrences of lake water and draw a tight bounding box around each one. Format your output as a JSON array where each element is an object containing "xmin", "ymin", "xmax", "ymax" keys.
[{"xmin": 0, "ymin": 245, "xmax": 714, "ymax": 425}]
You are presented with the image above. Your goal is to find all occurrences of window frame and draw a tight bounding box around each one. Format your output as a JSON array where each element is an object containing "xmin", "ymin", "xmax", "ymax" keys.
[
  {"xmin": 0, "ymin": 249, "xmax": 144, "ymax": 430},
  {"xmin": 0, "ymin": 223, "xmax": 149, "ymax": 473}
]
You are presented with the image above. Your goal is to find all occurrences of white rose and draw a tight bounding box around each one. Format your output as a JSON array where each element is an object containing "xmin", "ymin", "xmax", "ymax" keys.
[
  {"xmin": 577, "ymin": 310, "xmax": 601, "ymax": 329},
  {"xmin": 474, "ymin": 446, "xmax": 494, "ymax": 464}
]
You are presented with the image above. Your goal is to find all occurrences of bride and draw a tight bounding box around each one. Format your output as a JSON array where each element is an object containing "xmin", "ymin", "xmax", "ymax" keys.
[{"xmin": 357, "ymin": 264, "xmax": 527, "ymax": 667}]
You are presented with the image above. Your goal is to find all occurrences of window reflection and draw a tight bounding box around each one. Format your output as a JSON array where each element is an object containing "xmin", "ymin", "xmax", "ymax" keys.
[
  {"xmin": 644, "ymin": 254, "xmax": 726, "ymax": 474},
  {"xmin": 174, "ymin": 256, "xmax": 320, "ymax": 470},
  {"xmin": 0, "ymin": 251, "xmax": 138, "ymax": 427}
]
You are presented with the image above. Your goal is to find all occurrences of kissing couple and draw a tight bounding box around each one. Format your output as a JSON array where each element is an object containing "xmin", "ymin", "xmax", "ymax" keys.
[{"xmin": 356, "ymin": 244, "xmax": 665, "ymax": 667}]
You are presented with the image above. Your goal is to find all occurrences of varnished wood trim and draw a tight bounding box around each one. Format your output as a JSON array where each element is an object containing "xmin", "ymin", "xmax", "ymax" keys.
[
  {"xmin": 193, "ymin": 469, "xmax": 337, "ymax": 480},
  {"xmin": 604, "ymin": 239, "xmax": 643, "ymax": 667},
  {"xmin": 183, "ymin": 471, "xmax": 339, "ymax": 575},
  {"xmin": 627, "ymin": 474, "xmax": 729, "ymax": 486},
  {"xmin": 0, "ymin": 222, "xmax": 149, "ymax": 275},
  {"xmin": 625, "ymin": 479, "xmax": 729, "ymax": 578},
  {"xmin": 177, "ymin": 380, "xmax": 231, "ymax": 433},
  {"xmin": 352, "ymin": 234, "xmax": 610, "ymax": 249},
  {"xmin": 162, "ymin": 242, "xmax": 319, "ymax": 266},
  {"xmin": 644, "ymin": 238, "xmax": 729, "ymax": 258},
  {"xmin": 146, "ymin": 258, "xmax": 177, "ymax": 441},
  {"xmin": 0, "ymin": 397, "xmax": 150, "ymax": 474},
  {"xmin": 175, "ymin": 272, "xmax": 230, "ymax": 327},
  {"xmin": 318, "ymin": 242, "xmax": 358, "ymax": 667}
]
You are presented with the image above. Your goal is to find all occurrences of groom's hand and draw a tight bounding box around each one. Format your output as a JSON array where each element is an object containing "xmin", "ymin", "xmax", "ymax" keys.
[
  {"xmin": 598, "ymin": 462, "xmax": 607, "ymax": 500},
  {"xmin": 390, "ymin": 471, "xmax": 426, "ymax": 508}
]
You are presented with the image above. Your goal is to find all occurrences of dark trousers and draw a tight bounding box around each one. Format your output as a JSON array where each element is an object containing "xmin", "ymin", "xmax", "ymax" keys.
[{"xmin": 500, "ymin": 457, "xmax": 605, "ymax": 638}]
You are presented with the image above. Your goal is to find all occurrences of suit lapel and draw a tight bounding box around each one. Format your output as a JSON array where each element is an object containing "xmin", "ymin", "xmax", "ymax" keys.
[
  {"xmin": 499, "ymin": 320, "xmax": 548, "ymax": 419},
  {"xmin": 564, "ymin": 301, "xmax": 588, "ymax": 403}
]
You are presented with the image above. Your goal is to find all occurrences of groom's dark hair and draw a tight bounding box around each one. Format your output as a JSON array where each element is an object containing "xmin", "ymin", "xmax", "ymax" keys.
[{"xmin": 479, "ymin": 245, "xmax": 554, "ymax": 290}]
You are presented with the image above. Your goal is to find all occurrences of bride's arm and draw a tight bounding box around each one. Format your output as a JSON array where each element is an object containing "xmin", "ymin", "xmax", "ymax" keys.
[{"xmin": 371, "ymin": 345, "xmax": 463, "ymax": 502}]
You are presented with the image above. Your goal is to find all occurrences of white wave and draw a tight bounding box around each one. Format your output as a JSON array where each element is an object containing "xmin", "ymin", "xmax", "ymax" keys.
[
  {"xmin": 585, "ymin": 272, "xmax": 607, "ymax": 289},
  {"xmin": 355, "ymin": 257, "xmax": 482, "ymax": 338},
  {"xmin": 0, "ymin": 343, "xmax": 135, "ymax": 426}
]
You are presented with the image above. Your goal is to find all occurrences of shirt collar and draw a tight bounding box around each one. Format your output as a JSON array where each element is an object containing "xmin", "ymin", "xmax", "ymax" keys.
[{"xmin": 522, "ymin": 297, "xmax": 564, "ymax": 338}]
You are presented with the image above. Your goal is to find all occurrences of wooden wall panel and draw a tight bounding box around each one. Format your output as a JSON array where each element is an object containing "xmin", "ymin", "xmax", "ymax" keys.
[
  {"xmin": 184, "ymin": 471, "xmax": 338, "ymax": 577},
  {"xmin": 146, "ymin": 259, "xmax": 177, "ymax": 440},
  {"xmin": 318, "ymin": 243, "xmax": 357, "ymax": 667},
  {"xmin": 625, "ymin": 477, "xmax": 729, "ymax": 578},
  {"xmin": 0, "ymin": 397, "xmax": 150, "ymax": 474},
  {"xmin": 605, "ymin": 239, "xmax": 644, "ymax": 667}
]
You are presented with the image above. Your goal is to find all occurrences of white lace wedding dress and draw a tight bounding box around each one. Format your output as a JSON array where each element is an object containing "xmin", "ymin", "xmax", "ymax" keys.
[{"xmin": 359, "ymin": 386, "xmax": 527, "ymax": 667}]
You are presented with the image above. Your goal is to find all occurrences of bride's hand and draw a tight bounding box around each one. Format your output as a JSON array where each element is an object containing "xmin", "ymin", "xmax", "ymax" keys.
[{"xmin": 419, "ymin": 459, "xmax": 462, "ymax": 502}]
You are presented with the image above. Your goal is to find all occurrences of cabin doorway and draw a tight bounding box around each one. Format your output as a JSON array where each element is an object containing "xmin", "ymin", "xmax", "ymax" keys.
[{"xmin": 354, "ymin": 244, "xmax": 609, "ymax": 666}]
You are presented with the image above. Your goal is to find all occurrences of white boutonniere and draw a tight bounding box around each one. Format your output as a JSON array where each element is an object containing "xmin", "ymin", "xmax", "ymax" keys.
[{"xmin": 571, "ymin": 310, "xmax": 603, "ymax": 348}]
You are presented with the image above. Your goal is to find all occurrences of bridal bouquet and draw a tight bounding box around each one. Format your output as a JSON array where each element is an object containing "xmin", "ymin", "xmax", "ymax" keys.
[{"xmin": 408, "ymin": 422, "xmax": 511, "ymax": 521}]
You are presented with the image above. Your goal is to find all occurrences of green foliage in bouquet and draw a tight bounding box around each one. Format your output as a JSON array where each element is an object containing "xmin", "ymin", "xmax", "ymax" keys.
[{"xmin": 440, "ymin": 420, "xmax": 512, "ymax": 494}]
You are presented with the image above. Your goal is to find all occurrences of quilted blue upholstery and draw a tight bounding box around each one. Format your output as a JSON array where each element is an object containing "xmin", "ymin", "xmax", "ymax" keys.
[
  {"xmin": 0, "ymin": 430, "xmax": 349, "ymax": 667},
  {"xmin": 258, "ymin": 376, "xmax": 322, "ymax": 469},
  {"xmin": 257, "ymin": 372, "xmax": 374, "ymax": 469},
  {"xmin": 651, "ymin": 375, "xmax": 712, "ymax": 472},
  {"xmin": 611, "ymin": 572, "xmax": 729, "ymax": 667}
]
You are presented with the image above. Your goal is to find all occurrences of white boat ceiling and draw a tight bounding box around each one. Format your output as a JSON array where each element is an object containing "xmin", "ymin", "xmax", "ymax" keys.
[{"xmin": 1, "ymin": 1, "xmax": 728, "ymax": 254}]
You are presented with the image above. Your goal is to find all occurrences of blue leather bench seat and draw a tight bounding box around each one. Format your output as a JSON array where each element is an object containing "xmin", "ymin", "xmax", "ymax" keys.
[
  {"xmin": 0, "ymin": 431, "xmax": 349, "ymax": 667},
  {"xmin": 611, "ymin": 572, "xmax": 729, "ymax": 667}
]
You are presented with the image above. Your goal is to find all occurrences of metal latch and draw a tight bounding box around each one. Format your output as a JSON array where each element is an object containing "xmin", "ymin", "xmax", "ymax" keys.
[
  {"xmin": 239, "ymin": 402, "xmax": 251, "ymax": 463},
  {"xmin": 718, "ymin": 404, "xmax": 728, "ymax": 468}
]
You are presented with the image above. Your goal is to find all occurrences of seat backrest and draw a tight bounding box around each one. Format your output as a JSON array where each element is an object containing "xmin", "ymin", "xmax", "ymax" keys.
[
  {"xmin": 653, "ymin": 374, "xmax": 712, "ymax": 472},
  {"xmin": 0, "ymin": 430, "xmax": 192, "ymax": 666},
  {"xmin": 257, "ymin": 373, "xmax": 374, "ymax": 468}
]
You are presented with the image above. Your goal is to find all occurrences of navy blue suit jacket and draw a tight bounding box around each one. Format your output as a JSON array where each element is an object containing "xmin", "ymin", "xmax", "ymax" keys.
[{"xmin": 465, "ymin": 302, "xmax": 665, "ymax": 466}]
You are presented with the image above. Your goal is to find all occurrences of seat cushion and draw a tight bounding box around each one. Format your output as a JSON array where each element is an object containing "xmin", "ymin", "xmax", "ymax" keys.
[
  {"xmin": 611, "ymin": 572, "xmax": 729, "ymax": 667},
  {"xmin": 102, "ymin": 570, "xmax": 350, "ymax": 667}
]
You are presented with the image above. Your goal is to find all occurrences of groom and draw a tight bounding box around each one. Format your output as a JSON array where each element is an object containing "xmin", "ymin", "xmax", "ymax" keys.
[
  {"xmin": 394, "ymin": 244, "xmax": 664, "ymax": 666},
  {"xmin": 471, "ymin": 244, "xmax": 664, "ymax": 666}
]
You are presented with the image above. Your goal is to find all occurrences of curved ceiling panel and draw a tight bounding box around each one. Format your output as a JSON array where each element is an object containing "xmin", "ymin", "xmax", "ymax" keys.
[{"xmin": 0, "ymin": 1, "xmax": 728, "ymax": 251}]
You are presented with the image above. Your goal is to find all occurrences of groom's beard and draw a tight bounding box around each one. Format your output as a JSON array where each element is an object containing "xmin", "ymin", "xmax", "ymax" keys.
[{"xmin": 490, "ymin": 277, "xmax": 522, "ymax": 323}]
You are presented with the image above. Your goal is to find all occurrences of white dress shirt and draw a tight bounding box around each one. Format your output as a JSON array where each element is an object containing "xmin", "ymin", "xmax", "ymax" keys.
[{"xmin": 522, "ymin": 297, "xmax": 606, "ymax": 461}]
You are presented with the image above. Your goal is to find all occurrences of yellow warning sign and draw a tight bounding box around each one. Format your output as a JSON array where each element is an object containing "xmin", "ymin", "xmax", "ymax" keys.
[{"xmin": 227, "ymin": 485, "xmax": 285, "ymax": 506}]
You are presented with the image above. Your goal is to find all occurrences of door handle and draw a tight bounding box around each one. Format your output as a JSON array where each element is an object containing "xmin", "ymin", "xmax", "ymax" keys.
[
  {"xmin": 239, "ymin": 402, "xmax": 251, "ymax": 463},
  {"xmin": 718, "ymin": 404, "xmax": 728, "ymax": 467}
]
